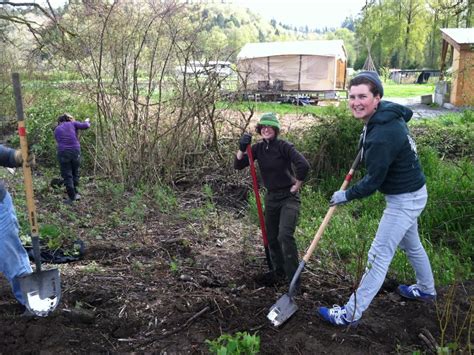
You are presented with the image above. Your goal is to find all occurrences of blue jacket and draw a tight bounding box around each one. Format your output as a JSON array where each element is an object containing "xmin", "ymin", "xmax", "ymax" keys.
[
  {"xmin": 0, "ymin": 145, "xmax": 20, "ymax": 202},
  {"xmin": 346, "ymin": 101, "xmax": 426, "ymax": 200}
]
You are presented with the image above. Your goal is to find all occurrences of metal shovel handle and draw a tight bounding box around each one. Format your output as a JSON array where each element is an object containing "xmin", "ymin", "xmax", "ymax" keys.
[
  {"xmin": 302, "ymin": 149, "xmax": 363, "ymax": 262},
  {"xmin": 12, "ymin": 73, "xmax": 42, "ymax": 272}
]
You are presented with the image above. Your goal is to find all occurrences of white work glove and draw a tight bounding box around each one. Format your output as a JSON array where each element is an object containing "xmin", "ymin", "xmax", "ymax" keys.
[
  {"xmin": 330, "ymin": 190, "xmax": 348, "ymax": 206},
  {"xmin": 85, "ymin": 118, "xmax": 90, "ymax": 123}
]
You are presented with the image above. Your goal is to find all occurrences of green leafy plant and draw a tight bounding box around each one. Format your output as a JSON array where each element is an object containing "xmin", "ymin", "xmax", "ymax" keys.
[
  {"xmin": 40, "ymin": 224, "xmax": 63, "ymax": 250},
  {"xmin": 206, "ymin": 331, "xmax": 260, "ymax": 355},
  {"xmin": 153, "ymin": 183, "xmax": 178, "ymax": 213},
  {"xmin": 202, "ymin": 184, "xmax": 215, "ymax": 212},
  {"xmin": 169, "ymin": 259, "xmax": 180, "ymax": 274},
  {"xmin": 82, "ymin": 261, "xmax": 103, "ymax": 273},
  {"xmin": 124, "ymin": 190, "xmax": 147, "ymax": 223}
]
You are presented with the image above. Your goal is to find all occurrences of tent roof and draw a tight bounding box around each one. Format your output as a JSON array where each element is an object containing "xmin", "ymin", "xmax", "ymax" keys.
[
  {"xmin": 441, "ymin": 28, "xmax": 474, "ymax": 45},
  {"xmin": 237, "ymin": 40, "xmax": 346, "ymax": 60}
]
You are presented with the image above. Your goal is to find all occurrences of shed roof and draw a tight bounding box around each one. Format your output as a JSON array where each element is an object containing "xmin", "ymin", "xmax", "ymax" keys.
[
  {"xmin": 237, "ymin": 40, "xmax": 346, "ymax": 60},
  {"xmin": 441, "ymin": 28, "xmax": 474, "ymax": 45}
]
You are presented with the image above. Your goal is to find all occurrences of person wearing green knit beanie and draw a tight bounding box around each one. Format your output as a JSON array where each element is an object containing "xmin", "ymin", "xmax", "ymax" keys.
[{"xmin": 234, "ymin": 112, "xmax": 310, "ymax": 288}]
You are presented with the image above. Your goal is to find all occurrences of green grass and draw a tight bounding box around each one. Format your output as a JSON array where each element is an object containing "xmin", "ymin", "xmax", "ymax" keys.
[
  {"xmin": 218, "ymin": 100, "xmax": 355, "ymax": 119},
  {"xmin": 218, "ymin": 100, "xmax": 326, "ymax": 115},
  {"xmin": 382, "ymin": 82, "xmax": 435, "ymax": 98}
]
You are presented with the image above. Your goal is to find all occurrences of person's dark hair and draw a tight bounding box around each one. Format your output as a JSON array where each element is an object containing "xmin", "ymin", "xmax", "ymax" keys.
[
  {"xmin": 349, "ymin": 77, "xmax": 379, "ymax": 97},
  {"xmin": 57, "ymin": 113, "xmax": 73, "ymax": 124},
  {"xmin": 256, "ymin": 125, "xmax": 280, "ymax": 136},
  {"xmin": 349, "ymin": 71, "xmax": 384, "ymax": 98}
]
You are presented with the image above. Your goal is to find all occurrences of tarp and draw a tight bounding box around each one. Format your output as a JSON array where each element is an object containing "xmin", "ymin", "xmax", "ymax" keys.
[
  {"xmin": 237, "ymin": 40, "xmax": 346, "ymax": 91},
  {"xmin": 237, "ymin": 40, "xmax": 346, "ymax": 60},
  {"xmin": 26, "ymin": 240, "xmax": 85, "ymax": 264}
]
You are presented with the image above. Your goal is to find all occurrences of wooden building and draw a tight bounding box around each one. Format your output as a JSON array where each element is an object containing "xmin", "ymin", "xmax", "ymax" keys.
[{"xmin": 440, "ymin": 28, "xmax": 474, "ymax": 106}]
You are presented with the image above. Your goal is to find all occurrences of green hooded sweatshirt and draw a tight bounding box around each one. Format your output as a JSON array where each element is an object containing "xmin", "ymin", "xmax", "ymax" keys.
[{"xmin": 346, "ymin": 101, "xmax": 426, "ymax": 201}]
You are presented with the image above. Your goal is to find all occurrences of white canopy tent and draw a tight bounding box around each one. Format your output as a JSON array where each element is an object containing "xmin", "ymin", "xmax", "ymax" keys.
[{"xmin": 237, "ymin": 40, "xmax": 347, "ymax": 92}]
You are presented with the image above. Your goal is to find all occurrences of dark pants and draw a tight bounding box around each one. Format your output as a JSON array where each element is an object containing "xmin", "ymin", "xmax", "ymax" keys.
[
  {"xmin": 264, "ymin": 189, "xmax": 300, "ymax": 281},
  {"xmin": 58, "ymin": 149, "xmax": 81, "ymax": 200}
]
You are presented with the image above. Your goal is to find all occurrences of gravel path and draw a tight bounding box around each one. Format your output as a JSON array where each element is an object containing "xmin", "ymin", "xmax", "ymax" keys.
[{"xmin": 385, "ymin": 96, "xmax": 463, "ymax": 119}]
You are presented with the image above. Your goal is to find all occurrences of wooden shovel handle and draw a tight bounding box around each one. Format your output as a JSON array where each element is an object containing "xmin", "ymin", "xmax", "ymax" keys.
[
  {"xmin": 302, "ymin": 149, "xmax": 363, "ymax": 262},
  {"xmin": 12, "ymin": 73, "xmax": 41, "ymax": 271}
]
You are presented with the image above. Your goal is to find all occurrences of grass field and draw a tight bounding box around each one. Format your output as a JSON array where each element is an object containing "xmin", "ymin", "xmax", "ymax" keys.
[{"xmin": 382, "ymin": 82, "xmax": 435, "ymax": 98}]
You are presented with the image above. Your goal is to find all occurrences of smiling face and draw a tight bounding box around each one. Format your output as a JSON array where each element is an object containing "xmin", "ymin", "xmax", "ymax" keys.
[
  {"xmin": 349, "ymin": 84, "xmax": 381, "ymax": 122},
  {"xmin": 259, "ymin": 125, "xmax": 276, "ymax": 140}
]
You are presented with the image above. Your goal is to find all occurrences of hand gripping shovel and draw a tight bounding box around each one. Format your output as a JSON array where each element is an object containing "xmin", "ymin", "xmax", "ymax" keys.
[
  {"xmin": 267, "ymin": 149, "xmax": 362, "ymax": 327},
  {"xmin": 12, "ymin": 73, "xmax": 61, "ymax": 317},
  {"xmin": 247, "ymin": 145, "xmax": 272, "ymax": 271}
]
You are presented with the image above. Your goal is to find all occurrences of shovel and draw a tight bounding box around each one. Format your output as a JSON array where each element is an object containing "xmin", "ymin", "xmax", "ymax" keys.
[
  {"xmin": 246, "ymin": 145, "xmax": 273, "ymax": 271},
  {"xmin": 12, "ymin": 73, "xmax": 61, "ymax": 317},
  {"xmin": 267, "ymin": 149, "xmax": 363, "ymax": 327}
]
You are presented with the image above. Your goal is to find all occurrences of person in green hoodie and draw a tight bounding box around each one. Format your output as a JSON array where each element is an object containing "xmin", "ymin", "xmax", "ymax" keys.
[
  {"xmin": 317, "ymin": 71, "xmax": 436, "ymax": 327},
  {"xmin": 234, "ymin": 113, "xmax": 310, "ymax": 286}
]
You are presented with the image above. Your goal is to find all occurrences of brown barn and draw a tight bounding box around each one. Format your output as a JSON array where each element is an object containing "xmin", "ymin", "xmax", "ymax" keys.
[
  {"xmin": 237, "ymin": 40, "xmax": 347, "ymax": 94},
  {"xmin": 440, "ymin": 28, "xmax": 474, "ymax": 106}
]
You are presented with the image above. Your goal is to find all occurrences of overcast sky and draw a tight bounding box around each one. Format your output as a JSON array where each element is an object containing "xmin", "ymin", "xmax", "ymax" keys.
[
  {"xmin": 232, "ymin": 0, "xmax": 367, "ymax": 29},
  {"xmin": 44, "ymin": 0, "xmax": 367, "ymax": 29}
]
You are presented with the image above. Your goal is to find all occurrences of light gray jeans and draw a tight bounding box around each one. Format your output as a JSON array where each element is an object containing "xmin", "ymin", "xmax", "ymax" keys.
[{"xmin": 345, "ymin": 184, "xmax": 435, "ymax": 321}]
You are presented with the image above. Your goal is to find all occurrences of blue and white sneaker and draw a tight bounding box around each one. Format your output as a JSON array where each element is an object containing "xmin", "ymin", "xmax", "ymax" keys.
[
  {"xmin": 317, "ymin": 305, "xmax": 359, "ymax": 327},
  {"xmin": 397, "ymin": 284, "xmax": 436, "ymax": 302}
]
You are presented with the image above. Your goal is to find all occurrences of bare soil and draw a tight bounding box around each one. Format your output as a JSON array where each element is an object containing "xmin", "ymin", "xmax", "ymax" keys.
[
  {"xmin": 0, "ymin": 178, "xmax": 472, "ymax": 355},
  {"xmin": 0, "ymin": 104, "xmax": 471, "ymax": 354}
]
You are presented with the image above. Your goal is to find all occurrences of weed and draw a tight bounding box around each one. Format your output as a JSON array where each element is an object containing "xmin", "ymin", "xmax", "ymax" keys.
[
  {"xmin": 202, "ymin": 184, "xmax": 215, "ymax": 212},
  {"xmin": 132, "ymin": 261, "xmax": 145, "ymax": 272},
  {"xmin": 124, "ymin": 190, "xmax": 147, "ymax": 223},
  {"xmin": 436, "ymin": 282, "xmax": 473, "ymax": 353},
  {"xmin": 169, "ymin": 259, "xmax": 180, "ymax": 274},
  {"xmin": 40, "ymin": 224, "xmax": 63, "ymax": 250},
  {"xmin": 206, "ymin": 331, "xmax": 260, "ymax": 355},
  {"xmin": 153, "ymin": 183, "xmax": 178, "ymax": 213},
  {"xmin": 82, "ymin": 261, "xmax": 103, "ymax": 273}
]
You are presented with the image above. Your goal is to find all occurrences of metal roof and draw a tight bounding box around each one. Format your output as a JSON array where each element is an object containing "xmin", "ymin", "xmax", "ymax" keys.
[
  {"xmin": 237, "ymin": 40, "xmax": 346, "ymax": 60},
  {"xmin": 440, "ymin": 28, "xmax": 474, "ymax": 44}
]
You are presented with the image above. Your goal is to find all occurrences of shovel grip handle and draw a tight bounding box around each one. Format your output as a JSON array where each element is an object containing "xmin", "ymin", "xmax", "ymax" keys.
[
  {"xmin": 12, "ymin": 73, "xmax": 42, "ymax": 272},
  {"xmin": 302, "ymin": 149, "xmax": 362, "ymax": 262}
]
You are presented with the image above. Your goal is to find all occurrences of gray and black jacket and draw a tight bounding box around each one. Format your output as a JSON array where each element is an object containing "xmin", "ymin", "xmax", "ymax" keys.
[{"xmin": 346, "ymin": 101, "xmax": 426, "ymax": 201}]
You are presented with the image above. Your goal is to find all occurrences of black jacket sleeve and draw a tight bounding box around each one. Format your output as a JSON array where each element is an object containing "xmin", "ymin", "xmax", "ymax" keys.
[{"xmin": 280, "ymin": 141, "xmax": 310, "ymax": 181}]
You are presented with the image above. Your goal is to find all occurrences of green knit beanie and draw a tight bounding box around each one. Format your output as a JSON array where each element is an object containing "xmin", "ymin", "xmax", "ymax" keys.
[{"xmin": 258, "ymin": 112, "xmax": 280, "ymax": 129}]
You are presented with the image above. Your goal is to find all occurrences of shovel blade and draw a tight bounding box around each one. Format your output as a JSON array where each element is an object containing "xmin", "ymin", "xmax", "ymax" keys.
[
  {"xmin": 18, "ymin": 268, "xmax": 61, "ymax": 317},
  {"xmin": 267, "ymin": 294, "xmax": 298, "ymax": 327}
]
